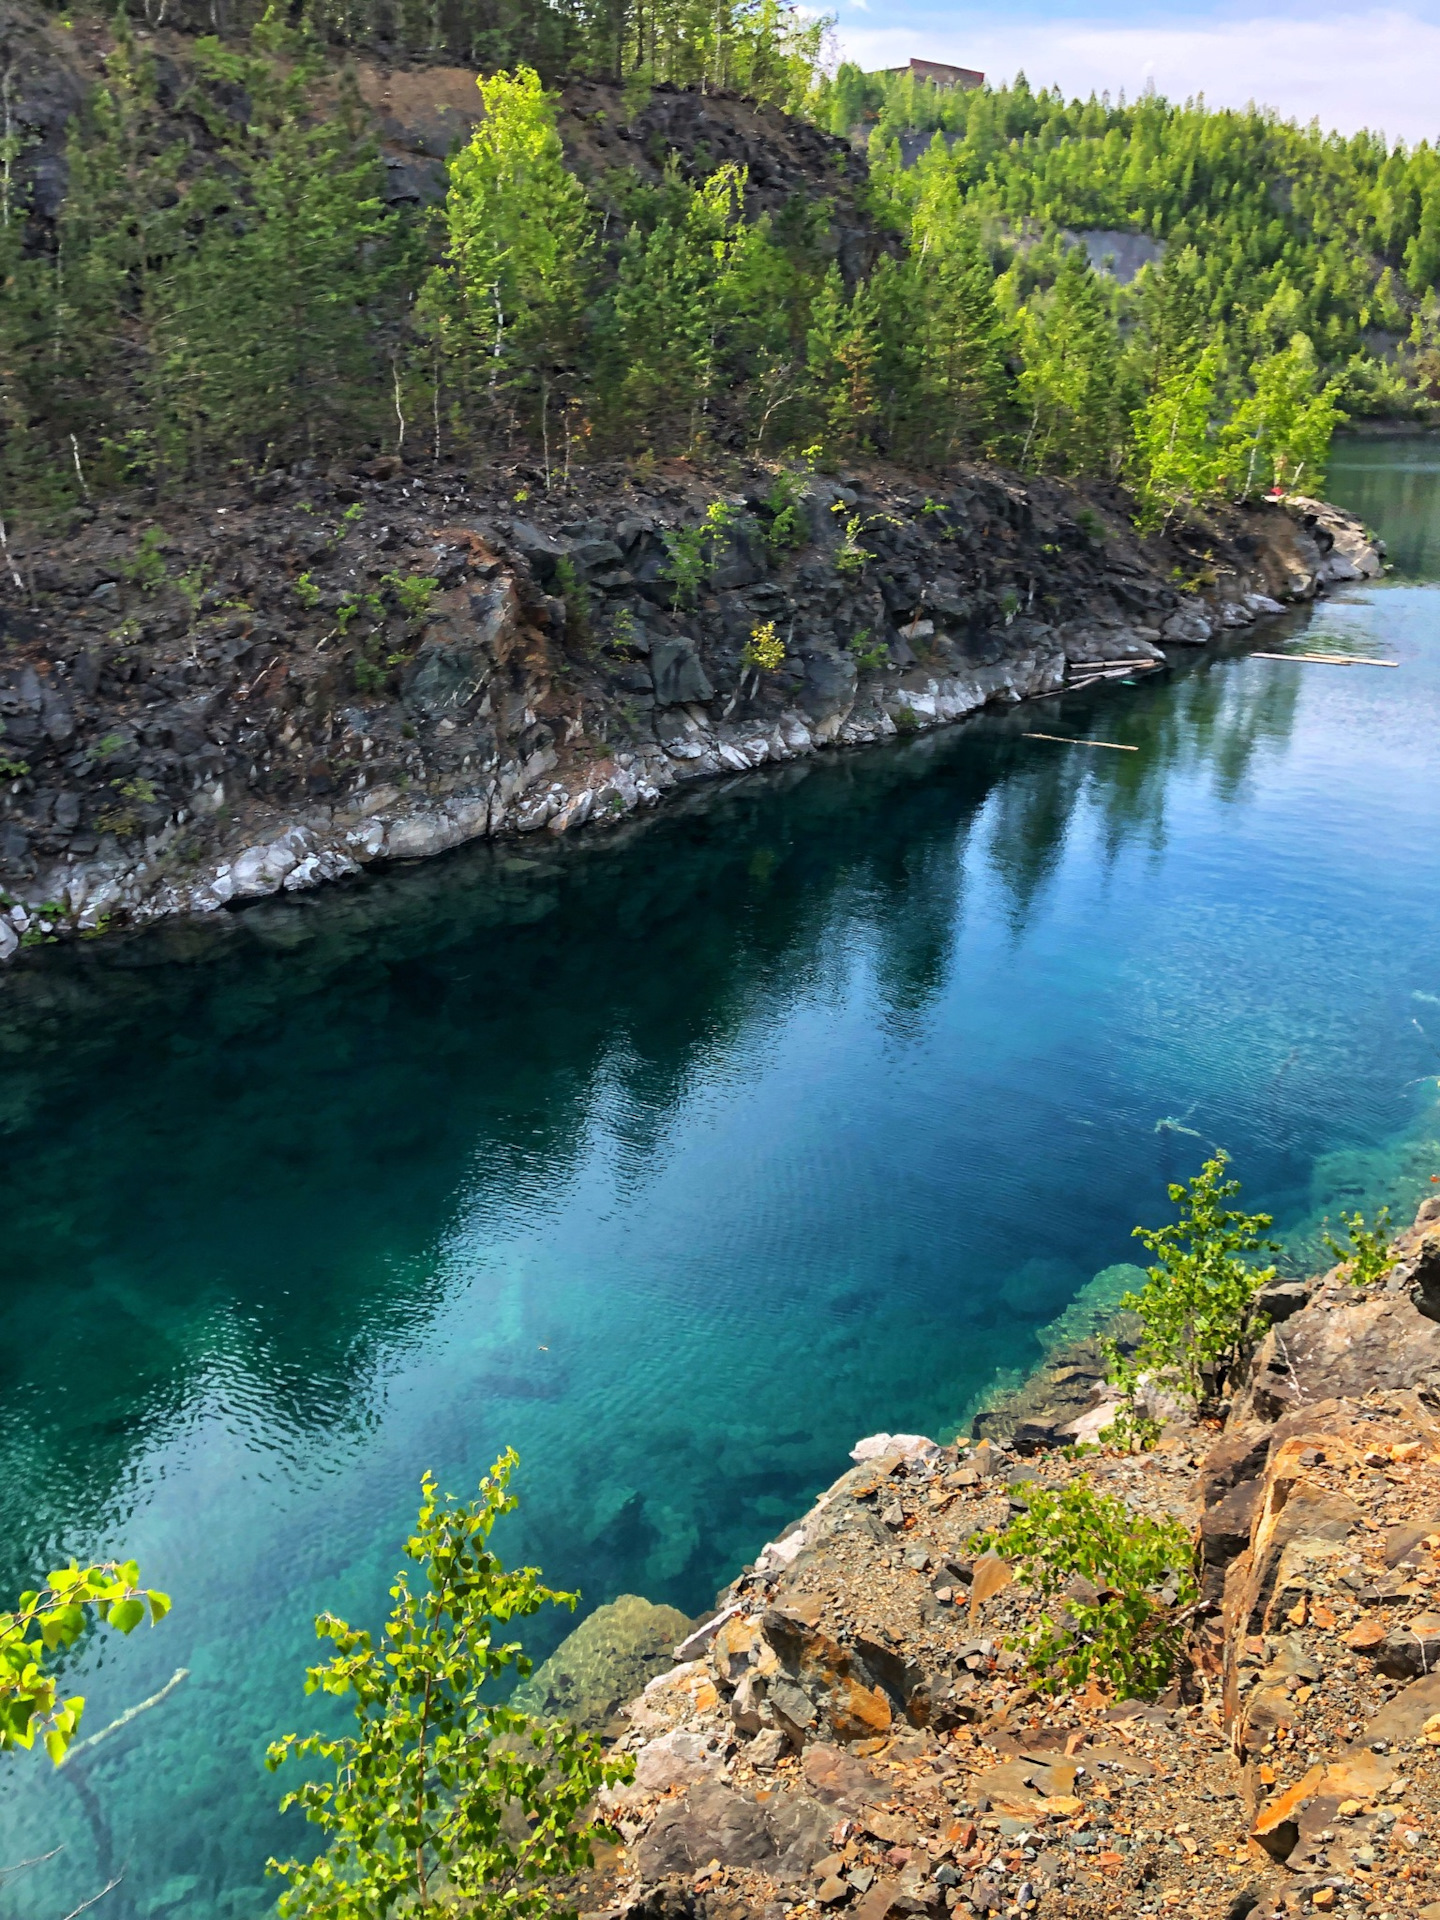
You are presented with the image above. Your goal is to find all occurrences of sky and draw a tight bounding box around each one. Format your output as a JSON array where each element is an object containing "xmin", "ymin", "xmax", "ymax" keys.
[{"xmin": 832, "ymin": 1, "xmax": 1440, "ymax": 146}]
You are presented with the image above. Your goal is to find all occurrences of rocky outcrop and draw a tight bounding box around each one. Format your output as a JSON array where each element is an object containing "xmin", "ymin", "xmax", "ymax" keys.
[
  {"xmin": 0, "ymin": 455, "xmax": 1380, "ymax": 963},
  {"xmin": 573, "ymin": 1200, "xmax": 1440, "ymax": 1920}
]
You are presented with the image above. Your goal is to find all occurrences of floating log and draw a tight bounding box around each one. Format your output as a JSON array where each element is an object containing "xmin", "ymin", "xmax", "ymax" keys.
[
  {"xmin": 1025, "ymin": 733, "xmax": 1138, "ymax": 751},
  {"xmin": 1250, "ymin": 652, "xmax": 1399, "ymax": 667}
]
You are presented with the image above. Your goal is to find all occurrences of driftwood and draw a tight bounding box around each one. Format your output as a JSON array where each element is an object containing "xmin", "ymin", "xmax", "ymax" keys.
[
  {"xmin": 1251, "ymin": 651, "xmax": 1399, "ymax": 667},
  {"xmin": 59, "ymin": 1668, "xmax": 189, "ymax": 1767},
  {"xmin": 1024, "ymin": 732, "xmax": 1138, "ymax": 752},
  {"xmin": 59, "ymin": 1872, "xmax": 124, "ymax": 1920}
]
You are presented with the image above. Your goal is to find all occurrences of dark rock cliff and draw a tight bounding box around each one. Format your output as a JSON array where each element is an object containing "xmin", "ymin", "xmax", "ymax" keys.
[{"xmin": 0, "ymin": 459, "xmax": 1381, "ymax": 962}]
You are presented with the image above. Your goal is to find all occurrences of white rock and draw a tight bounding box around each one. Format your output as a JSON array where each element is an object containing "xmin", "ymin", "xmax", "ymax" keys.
[
  {"xmin": 346, "ymin": 819, "xmax": 385, "ymax": 860},
  {"xmin": 0, "ymin": 918, "xmax": 16, "ymax": 963},
  {"xmin": 231, "ymin": 833, "xmax": 309, "ymax": 897},
  {"xmin": 674, "ymin": 1604, "xmax": 742, "ymax": 1663},
  {"xmin": 850, "ymin": 1432, "xmax": 940, "ymax": 1464},
  {"xmin": 516, "ymin": 792, "xmax": 557, "ymax": 832},
  {"xmin": 548, "ymin": 788, "xmax": 594, "ymax": 832},
  {"xmin": 1061, "ymin": 1396, "xmax": 1126, "ymax": 1447},
  {"xmin": 632, "ymin": 1728, "xmax": 722, "ymax": 1792},
  {"xmin": 755, "ymin": 1528, "xmax": 807, "ymax": 1575},
  {"xmin": 385, "ymin": 814, "xmax": 455, "ymax": 860}
]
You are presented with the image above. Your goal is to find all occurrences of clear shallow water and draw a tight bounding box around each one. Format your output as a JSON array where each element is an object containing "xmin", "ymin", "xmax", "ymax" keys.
[{"xmin": 3, "ymin": 440, "xmax": 1440, "ymax": 1918}]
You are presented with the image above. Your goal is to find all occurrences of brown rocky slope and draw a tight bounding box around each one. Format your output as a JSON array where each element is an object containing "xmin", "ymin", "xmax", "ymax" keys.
[{"xmin": 560, "ymin": 1199, "xmax": 1440, "ymax": 1920}]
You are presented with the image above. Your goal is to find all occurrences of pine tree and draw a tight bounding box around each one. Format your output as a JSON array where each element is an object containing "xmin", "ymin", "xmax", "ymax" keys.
[
  {"xmin": 0, "ymin": 173, "xmax": 68, "ymax": 519},
  {"xmin": 1134, "ymin": 244, "xmax": 1213, "ymax": 383},
  {"xmin": 153, "ymin": 26, "xmax": 400, "ymax": 473},
  {"xmin": 803, "ymin": 260, "xmax": 881, "ymax": 456},
  {"xmin": 49, "ymin": 14, "xmax": 192, "ymax": 490},
  {"xmin": 1016, "ymin": 247, "xmax": 1123, "ymax": 478},
  {"xmin": 902, "ymin": 158, "xmax": 1012, "ymax": 461},
  {"xmin": 606, "ymin": 161, "xmax": 776, "ymax": 450}
]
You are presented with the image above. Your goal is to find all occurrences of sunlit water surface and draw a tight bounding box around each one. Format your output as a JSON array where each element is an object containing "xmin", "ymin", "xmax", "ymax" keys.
[{"xmin": 2, "ymin": 438, "xmax": 1439, "ymax": 1918}]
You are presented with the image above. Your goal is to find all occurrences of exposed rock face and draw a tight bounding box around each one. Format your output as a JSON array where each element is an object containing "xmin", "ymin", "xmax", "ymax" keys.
[
  {"xmin": 582, "ymin": 1200, "xmax": 1440, "ymax": 1920},
  {"xmin": 0, "ymin": 459, "xmax": 1376, "ymax": 962},
  {"xmin": 1232, "ymin": 1206, "xmax": 1440, "ymax": 1422}
]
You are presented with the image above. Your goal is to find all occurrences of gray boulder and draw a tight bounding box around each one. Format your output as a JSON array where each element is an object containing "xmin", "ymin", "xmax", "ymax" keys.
[
  {"xmin": 402, "ymin": 643, "xmax": 481, "ymax": 716},
  {"xmin": 800, "ymin": 651, "xmax": 857, "ymax": 723},
  {"xmin": 651, "ymin": 637, "xmax": 714, "ymax": 706},
  {"xmin": 636, "ymin": 1781, "xmax": 774, "ymax": 1878}
]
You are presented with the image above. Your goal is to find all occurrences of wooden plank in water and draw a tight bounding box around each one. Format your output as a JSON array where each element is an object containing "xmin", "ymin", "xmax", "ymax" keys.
[
  {"xmin": 1025, "ymin": 733, "xmax": 1138, "ymax": 752},
  {"xmin": 1250, "ymin": 652, "xmax": 1399, "ymax": 667}
]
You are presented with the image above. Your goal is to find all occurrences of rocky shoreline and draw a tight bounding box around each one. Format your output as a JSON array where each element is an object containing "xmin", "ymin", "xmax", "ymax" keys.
[
  {"xmin": 0, "ymin": 462, "xmax": 1381, "ymax": 966},
  {"xmin": 544, "ymin": 1198, "xmax": 1440, "ymax": 1920}
]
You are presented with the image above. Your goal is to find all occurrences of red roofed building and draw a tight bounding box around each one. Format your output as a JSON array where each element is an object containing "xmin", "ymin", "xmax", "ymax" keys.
[{"xmin": 885, "ymin": 57, "xmax": 985, "ymax": 90}]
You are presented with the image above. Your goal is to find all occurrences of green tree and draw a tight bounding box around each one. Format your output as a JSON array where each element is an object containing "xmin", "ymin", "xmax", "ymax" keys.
[
  {"xmin": 803, "ymin": 260, "xmax": 881, "ymax": 456},
  {"xmin": 423, "ymin": 66, "xmax": 596, "ymax": 457},
  {"xmin": 153, "ymin": 25, "xmax": 401, "ymax": 475},
  {"xmin": 900, "ymin": 155, "xmax": 1012, "ymax": 460},
  {"xmin": 267, "ymin": 1451, "xmax": 630, "ymax": 1920},
  {"xmin": 48, "ymin": 14, "xmax": 193, "ymax": 490},
  {"xmin": 2, "ymin": 1562, "xmax": 171, "ymax": 1763},
  {"xmin": 1105, "ymin": 1151, "xmax": 1276, "ymax": 1412},
  {"xmin": 1016, "ymin": 248, "xmax": 1123, "ymax": 477},
  {"xmin": 606, "ymin": 161, "xmax": 786, "ymax": 449},
  {"xmin": 1219, "ymin": 334, "xmax": 1346, "ymax": 497},
  {"xmin": 1129, "ymin": 339, "xmax": 1224, "ymax": 533}
]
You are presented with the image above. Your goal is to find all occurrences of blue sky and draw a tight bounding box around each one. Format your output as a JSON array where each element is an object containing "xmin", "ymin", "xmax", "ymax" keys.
[{"xmin": 832, "ymin": 0, "xmax": 1440, "ymax": 144}]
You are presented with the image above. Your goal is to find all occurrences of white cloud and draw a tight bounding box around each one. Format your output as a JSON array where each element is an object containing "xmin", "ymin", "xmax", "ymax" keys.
[{"xmin": 836, "ymin": 9, "xmax": 1440, "ymax": 144}]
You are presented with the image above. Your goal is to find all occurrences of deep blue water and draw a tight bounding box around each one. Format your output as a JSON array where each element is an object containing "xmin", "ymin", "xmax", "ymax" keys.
[{"xmin": 2, "ymin": 440, "xmax": 1440, "ymax": 1918}]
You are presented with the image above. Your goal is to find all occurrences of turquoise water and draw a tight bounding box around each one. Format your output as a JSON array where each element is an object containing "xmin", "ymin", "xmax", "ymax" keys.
[{"xmin": 3, "ymin": 442, "xmax": 1440, "ymax": 1917}]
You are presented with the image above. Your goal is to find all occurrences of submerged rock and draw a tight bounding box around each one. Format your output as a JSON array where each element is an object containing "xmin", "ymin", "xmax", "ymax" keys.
[{"xmin": 511, "ymin": 1592, "xmax": 693, "ymax": 1731}]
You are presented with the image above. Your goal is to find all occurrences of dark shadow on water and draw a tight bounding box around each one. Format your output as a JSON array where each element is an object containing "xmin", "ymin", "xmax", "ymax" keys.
[{"xmin": 0, "ymin": 634, "xmax": 1316, "ymax": 1588}]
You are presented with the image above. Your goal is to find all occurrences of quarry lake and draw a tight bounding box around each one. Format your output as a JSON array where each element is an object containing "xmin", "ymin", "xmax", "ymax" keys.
[{"xmin": 3, "ymin": 438, "xmax": 1440, "ymax": 1919}]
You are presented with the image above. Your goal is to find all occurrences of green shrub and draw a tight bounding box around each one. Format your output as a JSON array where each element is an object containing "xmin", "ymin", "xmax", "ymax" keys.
[
  {"xmin": 1103, "ymin": 1151, "xmax": 1275, "ymax": 1415},
  {"xmin": 122, "ymin": 526, "xmax": 167, "ymax": 593},
  {"xmin": 763, "ymin": 468, "xmax": 809, "ymax": 559},
  {"xmin": 1323, "ymin": 1206, "xmax": 1396, "ymax": 1285},
  {"xmin": 660, "ymin": 500, "xmax": 737, "ymax": 610},
  {"xmin": 2, "ymin": 1562, "xmax": 170, "ymax": 1762},
  {"xmin": 979, "ymin": 1482, "xmax": 1195, "ymax": 1698},
  {"xmin": 267, "ymin": 1451, "xmax": 630, "ymax": 1920},
  {"xmin": 382, "ymin": 570, "xmax": 439, "ymax": 625}
]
